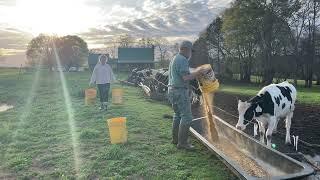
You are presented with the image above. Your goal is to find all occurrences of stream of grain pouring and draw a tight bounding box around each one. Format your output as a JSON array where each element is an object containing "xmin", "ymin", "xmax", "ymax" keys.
[{"xmin": 197, "ymin": 64, "xmax": 220, "ymax": 142}]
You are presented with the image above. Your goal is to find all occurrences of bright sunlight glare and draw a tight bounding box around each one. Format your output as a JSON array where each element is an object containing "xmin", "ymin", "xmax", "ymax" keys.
[
  {"xmin": 10, "ymin": 0, "xmax": 101, "ymax": 36},
  {"xmin": 52, "ymin": 41, "xmax": 81, "ymax": 175},
  {"xmin": 12, "ymin": 65, "xmax": 41, "ymax": 140}
]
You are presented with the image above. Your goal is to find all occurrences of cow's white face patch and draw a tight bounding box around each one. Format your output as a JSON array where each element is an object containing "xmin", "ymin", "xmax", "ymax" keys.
[
  {"xmin": 238, "ymin": 100, "xmax": 250, "ymax": 111},
  {"xmin": 237, "ymin": 100, "xmax": 251, "ymax": 130},
  {"xmin": 255, "ymin": 105, "xmax": 262, "ymax": 113}
]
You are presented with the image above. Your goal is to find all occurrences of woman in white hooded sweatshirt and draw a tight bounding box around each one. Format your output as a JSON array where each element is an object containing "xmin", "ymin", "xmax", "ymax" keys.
[{"xmin": 90, "ymin": 54, "xmax": 116, "ymax": 111}]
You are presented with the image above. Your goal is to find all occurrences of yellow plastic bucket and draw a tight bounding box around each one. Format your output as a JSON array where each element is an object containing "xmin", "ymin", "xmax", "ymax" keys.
[
  {"xmin": 112, "ymin": 88, "xmax": 124, "ymax": 104},
  {"xmin": 85, "ymin": 88, "xmax": 97, "ymax": 105},
  {"xmin": 107, "ymin": 117, "xmax": 127, "ymax": 144},
  {"xmin": 198, "ymin": 64, "xmax": 220, "ymax": 93}
]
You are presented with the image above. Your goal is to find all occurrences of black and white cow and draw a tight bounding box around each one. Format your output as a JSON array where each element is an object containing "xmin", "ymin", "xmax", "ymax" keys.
[{"xmin": 236, "ymin": 82, "xmax": 297, "ymax": 147}]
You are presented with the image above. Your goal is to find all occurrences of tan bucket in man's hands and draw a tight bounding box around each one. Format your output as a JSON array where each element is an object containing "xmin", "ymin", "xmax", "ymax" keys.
[{"xmin": 198, "ymin": 64, "xmax": 219, "ymax": 93}]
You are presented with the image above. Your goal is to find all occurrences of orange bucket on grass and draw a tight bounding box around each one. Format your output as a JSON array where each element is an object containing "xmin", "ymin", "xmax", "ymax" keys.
[
  {"xmin": 112, "ymin": 88, "xmax": 124, "ymax": 104},
  {"xmin": 85, "ymin": 88, "xmax": 97, "ymax": 105},
  {"xmin": 107, "ymin": 117, "xmax": 128, "ymax": 144}
]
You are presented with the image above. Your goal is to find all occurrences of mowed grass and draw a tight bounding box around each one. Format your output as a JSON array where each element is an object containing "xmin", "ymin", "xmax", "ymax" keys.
[
  {"xmin": 0, "ymin": 68, "xmax": 235, "ymax": 179},
  {"xmin": 219, "ymin": 83, "xmax": 320, "ymax": 105}
]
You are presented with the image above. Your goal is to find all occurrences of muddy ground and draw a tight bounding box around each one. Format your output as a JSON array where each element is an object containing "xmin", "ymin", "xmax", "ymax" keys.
[{"xmin": 193, "ymin": 91, "xmax": 320, "ymax": 159}]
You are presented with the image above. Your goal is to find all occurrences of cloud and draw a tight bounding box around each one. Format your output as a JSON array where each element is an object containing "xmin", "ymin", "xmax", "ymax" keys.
[
  {"xmin": 0, "ymin": 0, "xmax": 233, "ymax": 50},
  {"xmin": 0, "ymin": 0, "xmax": 16, "ymax": 6},
  {"xmin": 79, "ymin": 0, "xmax": 233, "ymax": 46},
  {"xmin": 86, "ymin": 0, "xmax": 145, "ymax": 7},
  {"xmin": 0, "ymin": 27, "xmax": 33, "ymax": 50}
]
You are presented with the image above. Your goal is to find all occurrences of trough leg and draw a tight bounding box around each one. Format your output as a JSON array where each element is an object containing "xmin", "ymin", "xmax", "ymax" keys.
[
  {"xmin": 266, "ymin": 117, "xmax": 276, "ymax": 147},
  {"xmin": 285, "ymin": 112, "xmax": 293, "ymax": 144},
  {"xmin": 254, "ymin": 123, "xmax": 258, "ymax": 137}
]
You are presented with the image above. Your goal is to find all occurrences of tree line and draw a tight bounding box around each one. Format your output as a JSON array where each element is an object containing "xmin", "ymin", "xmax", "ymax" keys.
[
  {"xmin": 192, "ymin": 0, "xmax": 320, "ymax": 87},
  {"xmin": 26, "ymin": 33, "xmax": 179, "ymax": 71}
]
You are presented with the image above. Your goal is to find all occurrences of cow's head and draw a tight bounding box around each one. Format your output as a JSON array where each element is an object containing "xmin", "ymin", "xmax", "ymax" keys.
[{"xmin": 236, "ymin": 100, "xmax": 254, "ymax": 131}]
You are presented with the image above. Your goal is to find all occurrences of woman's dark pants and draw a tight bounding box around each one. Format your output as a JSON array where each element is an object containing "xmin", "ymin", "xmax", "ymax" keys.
[{"xmin": 97, "ymin": 83, "xmax": 110, "ymax": 103}]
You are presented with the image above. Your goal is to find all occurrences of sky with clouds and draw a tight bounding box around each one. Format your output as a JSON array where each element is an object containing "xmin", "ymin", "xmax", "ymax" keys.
[{"xmin": 0, "ymin": 0, "xmax": 232, "ymax": 52}]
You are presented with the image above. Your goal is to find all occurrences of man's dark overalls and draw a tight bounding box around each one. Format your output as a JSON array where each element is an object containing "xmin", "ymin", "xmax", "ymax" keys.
[{"xmin": 168, "ymin": 53, "xmax": 194, "ymax": 149}]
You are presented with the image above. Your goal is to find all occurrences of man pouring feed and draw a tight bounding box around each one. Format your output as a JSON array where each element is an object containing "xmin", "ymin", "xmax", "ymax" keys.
[{"xmin": 168, "ymin": 40, "xmax": 209, "ymax": 150}]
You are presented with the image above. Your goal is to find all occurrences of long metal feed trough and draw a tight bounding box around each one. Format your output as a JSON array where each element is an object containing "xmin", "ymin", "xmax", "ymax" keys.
[{"xmin": 190, "ymin": 115, "xmax": 314, "ymax": 180}]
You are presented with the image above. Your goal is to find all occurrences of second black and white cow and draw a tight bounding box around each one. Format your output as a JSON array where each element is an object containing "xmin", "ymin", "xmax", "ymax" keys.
[{"xmin": 236, "ymin": 82, "xmax": 297, "ymax": 147}]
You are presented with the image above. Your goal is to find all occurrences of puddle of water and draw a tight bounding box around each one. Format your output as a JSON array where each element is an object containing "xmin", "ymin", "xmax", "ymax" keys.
[{"xmin": 0, "ymin": 104, "xmax": 14, "ymax": 112}]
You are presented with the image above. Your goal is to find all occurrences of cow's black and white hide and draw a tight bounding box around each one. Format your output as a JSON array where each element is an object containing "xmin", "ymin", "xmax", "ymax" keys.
[
  {"xmin": 154, "ymin": 69, "xmax": 169, "ymax": 94},
  {"xmin": 190, "ymin": 79, "xmax": 202, "ymax": 104},
  {"xmin": 127, "ymin": 68, "xmax": 153, "ymax": 85},
  {"xmin": 236, "ymin": 82, "xmax": 297, "ymax": 147},
  {"xmin": 128, "ymin": 68, "xmax": 203, "ymax": 104}
]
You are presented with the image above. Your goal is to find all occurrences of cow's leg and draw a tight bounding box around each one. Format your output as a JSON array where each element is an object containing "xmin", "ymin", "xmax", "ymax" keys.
[
  {"xmin": 258, "ymin": 121, "xmax": 266, "ymax": 144},
  {"xmin": 266, "ymin": 117, "xmax": 276, "ymax": 147},
  {"xmin": 254, "ymin": 123, "xmax": 258, "ymax": 137},
  {"xmin": 285, "ymin": 112, "xmax": 293, "ymax": 144},
  {"xmin": 273, "ymin": 118, "xmax": 280, "ymax": 133}
]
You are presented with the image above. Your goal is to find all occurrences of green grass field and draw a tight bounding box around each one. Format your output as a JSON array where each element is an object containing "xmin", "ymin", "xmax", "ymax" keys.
[
  {"xmin": 220, "ymin": 83, "xmax": 320, "ymax": 105},
  {"xmin": 0, "ymin": 68, "xmax": 235, "ymax": 179}
]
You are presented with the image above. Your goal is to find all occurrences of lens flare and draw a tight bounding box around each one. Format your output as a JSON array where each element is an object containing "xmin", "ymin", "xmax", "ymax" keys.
[
  {"xmin": 12, "ymin": 65, "xmax": 41, "ymax": 139},
  {"xmin": 52, "ymin": 40, "xmax": 81, "ymax": 175}
]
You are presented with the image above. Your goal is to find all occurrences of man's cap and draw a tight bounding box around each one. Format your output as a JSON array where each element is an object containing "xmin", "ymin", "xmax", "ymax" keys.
[{"xmin": 179, "ymin": 40, "xmax": 193, "ymax": 49}]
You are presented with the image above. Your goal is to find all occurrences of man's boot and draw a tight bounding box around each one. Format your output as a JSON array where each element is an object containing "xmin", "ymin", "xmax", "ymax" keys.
[
  {"xmin": 99, "ymin": 102, "xmax": 104, "ymax": 110},
  {"xmin": 103, "ymin": 102, "xmax": 108, "ymax": 111},
  {"xmin": 171, "ymin": 118, "xmax": 180, "ymax": 145},
  {"xmin": 177, "ymin": 123, "xmax": 194, "ymax": 150}
]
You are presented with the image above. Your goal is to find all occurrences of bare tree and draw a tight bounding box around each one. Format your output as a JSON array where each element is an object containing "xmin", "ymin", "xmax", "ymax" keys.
[
  {"xmin": 117, "ymin": 34, "xmax": 134, "ymax": 48},
  {"xmin": 138, "ymin": 37, "xmax": 154, "ymax": 48},
  {"xmin": 153, "ymin": 37, "xmax": 170, "ymax": 62}
]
